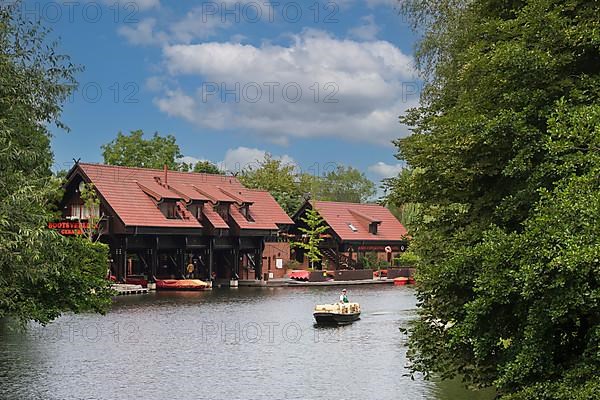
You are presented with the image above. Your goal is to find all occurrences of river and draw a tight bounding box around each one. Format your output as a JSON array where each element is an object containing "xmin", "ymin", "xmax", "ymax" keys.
[{"xmin": 0, "ymin": 285, "xmax": 494, "ymax": 400}]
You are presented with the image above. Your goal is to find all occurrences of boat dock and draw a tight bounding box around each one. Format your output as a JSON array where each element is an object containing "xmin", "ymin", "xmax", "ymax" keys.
[{"xmin": 112, "ymin": 284, "xmax": 148, "ymax": 295}]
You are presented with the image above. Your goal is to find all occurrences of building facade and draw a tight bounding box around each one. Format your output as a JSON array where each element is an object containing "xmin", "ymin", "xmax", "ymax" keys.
[
  {"xmin": 57, "ymin": 163, "xmax": 293, "ymax": 284},
  {"xmin": 292, "ymin": 200, "xmax": 409, "ymax": 270}
]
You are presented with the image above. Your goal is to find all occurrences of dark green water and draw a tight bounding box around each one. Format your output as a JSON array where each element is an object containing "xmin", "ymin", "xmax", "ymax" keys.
[{"xmin": 0, "ymin": 285, "xmax": 494, "ymax": 400}]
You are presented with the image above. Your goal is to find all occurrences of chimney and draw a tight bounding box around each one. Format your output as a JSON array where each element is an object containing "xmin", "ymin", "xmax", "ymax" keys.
[{"xmin": 163, "ymin": 164, "xmax": 168, "ymax": 186}]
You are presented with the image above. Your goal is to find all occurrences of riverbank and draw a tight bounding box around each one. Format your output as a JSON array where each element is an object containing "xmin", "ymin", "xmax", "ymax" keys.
[
  {"xmin": 113, "ymin": 278, "xmax": 404, "ymax": 293},
  {"xmin": 238, "ymin": 278, "xmax": 396, "ymax": 287}
]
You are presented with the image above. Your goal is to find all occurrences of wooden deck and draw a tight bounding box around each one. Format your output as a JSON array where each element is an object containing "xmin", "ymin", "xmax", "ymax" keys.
[{"xmin": 112, "ymin": 284, "xmax": 148, "ymax": 295}]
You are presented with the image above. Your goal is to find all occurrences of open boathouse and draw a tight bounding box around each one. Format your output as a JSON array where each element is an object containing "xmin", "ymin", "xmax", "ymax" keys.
[{"xmin": 56, "ymin": 163, "xmax": 293, "ymax": 285}]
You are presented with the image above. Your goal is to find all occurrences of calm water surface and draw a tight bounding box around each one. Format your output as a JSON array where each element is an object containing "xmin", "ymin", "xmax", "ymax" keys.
[{"xmin": 0, "ymin": 286, "xmax": 493, "ymax": 400}]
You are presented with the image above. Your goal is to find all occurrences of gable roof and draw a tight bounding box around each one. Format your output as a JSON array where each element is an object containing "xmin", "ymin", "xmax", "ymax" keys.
[
  {"xmin": 306, "ymin": 200, "xmax": 407, "ymax": 242},
  {"xmin": 74, "ymin": 163, "xmax": 292, "ymax": 230}
]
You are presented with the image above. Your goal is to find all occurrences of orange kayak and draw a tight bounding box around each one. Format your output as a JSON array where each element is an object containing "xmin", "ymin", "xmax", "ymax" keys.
[
  {"xmin": 394, "ymin": 277, "xmax": 409, "ymax": 286},
  {"xmin": 155, "ymin": 279, "xmax": 210, "ymax": 291}
]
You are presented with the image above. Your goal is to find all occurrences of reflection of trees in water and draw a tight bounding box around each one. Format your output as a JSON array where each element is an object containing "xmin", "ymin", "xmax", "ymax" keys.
[
  {"xmin": 434, "ymin": 378, "xmax": 496, "ymax": 400},
  {"xmin": 0, "ymin": 320, "xmax": 47, "ymax": 399}
]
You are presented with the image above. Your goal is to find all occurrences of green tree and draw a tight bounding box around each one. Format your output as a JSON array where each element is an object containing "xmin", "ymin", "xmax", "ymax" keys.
[
  {"xmin": 78, "ymin": 183, "xmax": 107, "ymax": 243},
  {"xmin": 238, "ymin": 154, "xmax": 305, "ymax": 215},
  {"xmin": 393, "ymin": 0, "xmax": 600, "ymax": 398},
  {"xmin": 239, "ymin": 155, "xmax": 377, "ymax": 213},
  {"xmin": 292, "ymin": 207, "xmax": 328, "ymax": 269},
  {"xmin": 0, "ymin": 2, "xmax": 112, "ymax": 324},
  {"xmin": 193, "ymin": 160, "xmax": 223, "ymax": 175},
  {"xmin": 101, "ymin": 130, "xmax": 188, "ymax": 171},
  {"xmin": 317, "ymin": 165, "xmax": 375, "ymax": 203}
]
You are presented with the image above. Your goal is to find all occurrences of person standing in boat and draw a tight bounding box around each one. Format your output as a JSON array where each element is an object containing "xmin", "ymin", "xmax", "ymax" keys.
[{"xmin": 339, "ymin": 289, "xmax": 349, "ymax": 303}]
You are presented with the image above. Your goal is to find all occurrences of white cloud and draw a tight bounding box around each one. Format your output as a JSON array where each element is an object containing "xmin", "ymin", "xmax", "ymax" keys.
[
  {"xmin": 349, "ymin": 15, "xmax": 380, "ymax": 41},
  {"xmin": 221, "ymin": 147, "xmax": 295, "ymax": 173},
  {"xmin": 156, "ymin": 30, "xmax": 418, "ymax": 146},
  {"xmin": 368, "ymin": 161, "xmax": 405, "ymax": 178},
  {"xmin": 117, "ymin": 2, "xmax": 272, "ymax": 46},
  {"xmin": 117, "ymin": 18, "xmax": 167, "ymax": 46},
  {"xmin": 178, "ymin": 155, "xmax": 208, "ymax": 166},
  {"xmin": 169, "ymin": 7, "xmax": 231, "ymax": 43},
  {"xmin": 117, "ymin": 9, "xmax": 225, "ymax": 46}
]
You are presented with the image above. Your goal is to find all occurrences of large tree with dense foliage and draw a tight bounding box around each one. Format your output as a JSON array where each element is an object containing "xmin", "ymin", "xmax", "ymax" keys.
[
  {"xmin": 101, "ymin": 129, "xmax": 189, "ymax": 171},
  {"xmin": 239, "ymin": 155, "xmax": 376, "ymax": 214},
  {"xmin": 316, "ymin": 165, "xmax": 376, "ymax": 203},
  {"xmin": 193, "ymin": 160, "xmax": 223, "ymax": 175},
  {"xmin": 238, "ymin": 154, "xmax": 304, "ymax": 215},
  {"xmin": 0, "ymin": 2, "xmax": 112, "ymax": 324},
  {"xmin": 389, "ymin": 0, "xmax": 600, "ymax": 398}
]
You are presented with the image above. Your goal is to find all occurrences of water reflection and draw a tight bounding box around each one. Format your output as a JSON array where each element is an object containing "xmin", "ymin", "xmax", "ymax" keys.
[{"xmin": 0, "ymin": 286, "xmax": 493, "ymax": 400}]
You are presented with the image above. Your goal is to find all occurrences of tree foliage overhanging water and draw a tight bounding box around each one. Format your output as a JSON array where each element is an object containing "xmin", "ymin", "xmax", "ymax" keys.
[
  {"xmin": 387, "ymin": 0, "xmax": 600, "ymax": 398},
  {"xmin": 0, "ymin": 2, "xmax": 112, "ymax": 325}
]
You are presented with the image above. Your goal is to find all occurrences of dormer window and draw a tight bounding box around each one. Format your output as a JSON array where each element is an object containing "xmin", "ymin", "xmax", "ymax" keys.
[
  {"xmin": 160, "ymin": 201, "xmax": 179, "ymax": 219},
  {"xmin": 240, "ymin": 204, "xmax": 254, "ymax": 222},
  {"xmin": 188, "ymin": 203, "xmax": 204, "ymax": 221},
  {"xmin": 369, "ymin": 222, "xmax": 379, "ymax": 235},
  {"xmin": 214, "ymin": 203, "xmax": 230, "ymax": 221}
]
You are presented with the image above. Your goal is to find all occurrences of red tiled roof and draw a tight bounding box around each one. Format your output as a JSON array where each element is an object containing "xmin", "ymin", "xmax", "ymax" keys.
[
  {"xmin": 166, "ymin": 183, "xmax": 210, "ymax": 202},
  {"xmin": 309, "ymin": 200, "xmax": 407, "ymax": 242},
  {"xmin": 201, "ymin": 204, "xmax": 229, "ymax": 229},
  {"xmin": 76, "ymin": 163, "xmax": 291, "ymax": 230},
  {"xmin": 136, "ymin": 180, "xmax": 181, "ymax": 201},
  {"xmin": 241, "ymin": 189, "xmax": 293, "ymax": 228}
]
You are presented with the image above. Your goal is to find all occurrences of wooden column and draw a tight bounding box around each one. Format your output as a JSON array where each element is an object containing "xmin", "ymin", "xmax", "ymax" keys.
[
  {"xmin": 233, "ymin": 245, "xmax": 240, "ymax": 280},
  {"xmin": 178, "ymin": 248, "xmax": 185, "ymax": 278},
  {"xmin": 255, "ymin": 239, "xmax": 264, "ymax": 280},
  {"xmin": 208, "ymin": 238, "xmax": 214, "ymax": 280},
  {"xmin": 115, "ymin": 244, "xmax": 124, "ymax": 282},
  {"xmin": 150, "ymin": 239, "xmax": 158, "ymax": 282}
]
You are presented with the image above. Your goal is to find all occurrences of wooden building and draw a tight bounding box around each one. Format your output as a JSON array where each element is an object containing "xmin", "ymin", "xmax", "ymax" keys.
[
  {"xmin": 57, "ymin": 163, "xmax": 293, "ymax": 283},
  {"xmin": 292, "ymin": 200, "xmax": 409, "ymax": 269}
]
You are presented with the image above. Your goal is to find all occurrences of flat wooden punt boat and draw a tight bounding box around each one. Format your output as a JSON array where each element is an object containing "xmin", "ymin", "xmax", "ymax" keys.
[{"xmin": 313, "ymin": 302, "xmax": 361, "ymax": 325}]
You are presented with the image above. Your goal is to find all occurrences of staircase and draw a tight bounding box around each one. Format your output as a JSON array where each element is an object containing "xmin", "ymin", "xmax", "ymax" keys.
[{"xmin": 321, "ymin": 248, "xmax": 362, "ymax": 270}]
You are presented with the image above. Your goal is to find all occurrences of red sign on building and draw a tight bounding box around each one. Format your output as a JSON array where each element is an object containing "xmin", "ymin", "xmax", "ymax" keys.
[{"xmin": 47, "ymin": 221, "xmax": 90, "ymax": 235}]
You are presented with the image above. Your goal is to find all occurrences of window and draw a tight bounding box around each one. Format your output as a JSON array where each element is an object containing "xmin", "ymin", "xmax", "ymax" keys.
[
  {"xmin": 160, "ymin": 201, "xmax": 179, "ymax": 219},
  {"xmin": 190, "ymin": 204, "xmax": 203, "ymax": 220},
  {"xmin": 68, "ymin": 203, "xmax": 100, "ymax": 220},
  {"xmin": 214, "ymin": 203, "xmax": 230, "ymax": 221},
  {"xmin": 240, "ymin": 204, "xmax": 254, "ymax": 222},
  {"xmin": 69, "ymin": 204, "xmax": 82, "ymax": 220},
  {"xmin": 348, "ymin": 223, "xmax": 358, "ymax": 232},
  {"xmin": 369, "ymin": 222, "xmax": 378, "ymax": 235}
]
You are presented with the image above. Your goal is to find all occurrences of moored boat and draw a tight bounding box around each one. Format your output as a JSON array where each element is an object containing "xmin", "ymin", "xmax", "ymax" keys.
[
  {"xmin": 313, "ymin": 302, "xmax": 361, "ymax": 325},
  {"xmin": 155, "ymin": 279, "xmax": 210, "ymax": 291},
  {"xmin": 393, "ymin": 277, "xmax": 409, "ymax": 286},
  {"xmin": 124, "ymin": 276, "xmax": 148, "ymax": 288}
]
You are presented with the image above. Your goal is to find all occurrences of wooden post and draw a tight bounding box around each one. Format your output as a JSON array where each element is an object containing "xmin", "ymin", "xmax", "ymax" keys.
[
  {"xmin": 122, "ymin": 248, "xmax": 128, "ymax": 281},
  {"xmin": 208, "ymin": 238, "xmax": 214, "ymax": 281},
  {"xmin": 233, "ymin": 245, "xmax": 240, "ymax": 280},
  {"xmin": 255, "ymin": 239, "xmax": 264, "ymax": 280},
  {"xmin": 148, "ymin": 249, "xmax": 155, "ymax": 281},
  {"xmin": 179, "ymin": 248, "xmax": 185, "ymax": 278}
]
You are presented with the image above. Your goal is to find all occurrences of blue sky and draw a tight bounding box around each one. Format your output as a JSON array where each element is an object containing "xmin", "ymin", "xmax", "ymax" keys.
[{"xmin": 24, "ymin": 0, "xmax": 418, "ymax": 186}]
